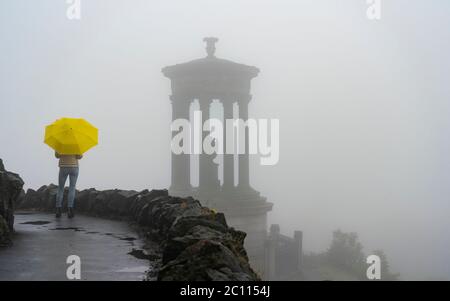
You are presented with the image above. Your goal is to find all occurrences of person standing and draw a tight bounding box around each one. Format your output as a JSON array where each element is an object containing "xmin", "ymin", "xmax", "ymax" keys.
[{"xmin": 55, "ymin": 152, "xmax": 82, "ymax": 218}]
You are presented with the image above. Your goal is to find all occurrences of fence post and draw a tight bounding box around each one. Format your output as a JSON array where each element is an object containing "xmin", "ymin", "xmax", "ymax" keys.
[
  {"xmin": 265, "ymin": 224, "xmax": 280, "ymax": 280},
  {"xmin": 294, "ymin": 230, "xmax": 303, "ymax": 271}
]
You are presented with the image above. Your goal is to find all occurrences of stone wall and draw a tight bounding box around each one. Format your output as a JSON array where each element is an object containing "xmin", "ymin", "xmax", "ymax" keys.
[
  {"xmin": 17, "ymin": 184, "xmax": 260, "ymax": 281},
  {"xmin": 0, "ymin": 159, "xmax": 24, "ymax": 246}
]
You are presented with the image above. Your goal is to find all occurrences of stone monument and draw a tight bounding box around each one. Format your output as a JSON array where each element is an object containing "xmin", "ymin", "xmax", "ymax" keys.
[{"xmin": 162, "ymin": 38, "xmax": 273, "ymax": 274}]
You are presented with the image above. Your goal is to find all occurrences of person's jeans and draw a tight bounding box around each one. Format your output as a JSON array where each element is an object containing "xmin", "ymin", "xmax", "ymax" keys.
[{"xmin": 56, "ymin": 167, "xmax": 79, "ymax": 208}]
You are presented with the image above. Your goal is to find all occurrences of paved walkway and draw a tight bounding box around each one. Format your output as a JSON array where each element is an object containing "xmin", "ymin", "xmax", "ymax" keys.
[{"xmin": 0, "ymin": 211, "xmax": 156, "ymax": 281}]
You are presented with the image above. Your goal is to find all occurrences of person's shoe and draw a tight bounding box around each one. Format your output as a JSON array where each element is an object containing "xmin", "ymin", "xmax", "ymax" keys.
[
  {"xmin": 56, "ymin": 207, "xmax": 62, "ymax": 218},
  {"xmin": 68, "ymin": 208, "xmax": 75, "ymax": 219}
]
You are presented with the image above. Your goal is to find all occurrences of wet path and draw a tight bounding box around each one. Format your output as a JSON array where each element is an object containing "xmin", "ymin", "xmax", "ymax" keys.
[{"xmin": 0, "ymin": 211, "xmax": 157, "ymax": 281}]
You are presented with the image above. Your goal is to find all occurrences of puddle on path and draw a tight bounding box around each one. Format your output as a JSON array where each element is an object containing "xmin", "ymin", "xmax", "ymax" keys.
[
  {"xmin": 20, "ymin": 221, "xmax": 51, "ymax": 225},
  {"xmin": 49, "ymin": 227, "xmax": 85, "ymax": 231},
  {"xmin": 119, "ymin": 237, "xmax": 136, "ymax": 242}
]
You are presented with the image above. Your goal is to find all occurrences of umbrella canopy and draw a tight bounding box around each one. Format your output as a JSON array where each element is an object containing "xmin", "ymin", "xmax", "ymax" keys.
[{"xmin": 44, "ymin": 118, "xmax": 98, "ymax": 155}]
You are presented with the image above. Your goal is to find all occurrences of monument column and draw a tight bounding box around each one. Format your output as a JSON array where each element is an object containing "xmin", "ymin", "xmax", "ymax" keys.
[
  {"xmin": 169, "ymin": 95, "xmax": 192, "ymax": 196},
  {"xmin": 198, "ymin": 97, "xmax": 220, "ymax": 192},
  {"xmin": 238, "ymin": 95, "xmax": 251, "ymax": 189},
  {"xmin": 222, "ymin": 99, "xmax": 235, "ymax": 190}
]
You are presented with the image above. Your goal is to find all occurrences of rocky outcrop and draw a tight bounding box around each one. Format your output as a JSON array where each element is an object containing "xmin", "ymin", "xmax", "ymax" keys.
[
  {"xmin": 0, "ymin": 159, "xmax": 24, "ymax": 246},
  {"xmin": 17, "ymin": 185, "xmax": 260, "ymax": 281}
]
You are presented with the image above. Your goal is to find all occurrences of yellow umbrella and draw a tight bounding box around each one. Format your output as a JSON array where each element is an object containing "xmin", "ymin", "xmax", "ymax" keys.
[{"xmin": 44, "ymin": 117, "xmax": 98, "ymax": 155}]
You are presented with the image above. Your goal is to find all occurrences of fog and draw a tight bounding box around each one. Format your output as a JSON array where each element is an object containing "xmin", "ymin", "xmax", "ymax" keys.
[{"xmin": 1, "ymin": 0, "xmax": 449, "ymax": 280}]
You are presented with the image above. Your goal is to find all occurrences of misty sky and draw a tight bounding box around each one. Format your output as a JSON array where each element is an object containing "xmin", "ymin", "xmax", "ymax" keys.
[{"xmin": 1, "ymin": 0, "xmax": 450, "ymax": 280}]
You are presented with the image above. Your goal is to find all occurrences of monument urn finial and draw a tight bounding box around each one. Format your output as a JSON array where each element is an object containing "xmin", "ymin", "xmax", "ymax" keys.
[{"xmin": 203, "ymin": 37, "xmax": 219, "ymax": 58}]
